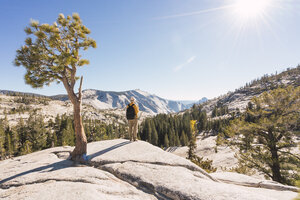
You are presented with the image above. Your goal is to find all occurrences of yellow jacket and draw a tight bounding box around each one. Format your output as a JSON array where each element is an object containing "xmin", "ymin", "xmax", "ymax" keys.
[{"xmin": 127, "ymin": 102, "xmax": 139, "ymax": 118}]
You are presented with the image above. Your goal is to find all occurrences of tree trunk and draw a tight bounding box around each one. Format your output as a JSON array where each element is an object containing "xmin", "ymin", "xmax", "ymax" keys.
[
  {"xmin": 61, "ymin": 75, "xmax": 87, "ymax": 162},
  {"xmin": 270, "ymin": 146, "xmax": 283, "ymax": 183},
  {"xmin": 70, "ymin": 100, "xmax": 87, "ymax": 161},
  {"xmin": 268, "ymin": 130, "xmax": 283, "ymax": 183}
]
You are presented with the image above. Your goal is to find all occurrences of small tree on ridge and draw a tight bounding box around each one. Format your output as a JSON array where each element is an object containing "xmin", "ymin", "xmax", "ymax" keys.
[{"xmin": 14, "ymin": 13, "xmax": 96, "ymax": 161}]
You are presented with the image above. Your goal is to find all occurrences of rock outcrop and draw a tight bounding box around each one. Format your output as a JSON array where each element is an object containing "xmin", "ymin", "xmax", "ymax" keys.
[
  {"xmin": 168, "ymin": 135, "xmax": 239, "ymax": 171},
  {"xmin": 0, "ymin": 139, "xmax": 298, "ymax": 200}
]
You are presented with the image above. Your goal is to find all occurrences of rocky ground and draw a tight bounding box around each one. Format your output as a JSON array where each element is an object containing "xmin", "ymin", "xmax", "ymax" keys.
[
  {"xmin": 168, "ymin": 135, "xmax": 299, "ymax": 181},
  {"xmin": 167, "ymin": 135, "xmax": 239, "ymax": 171},
  {"xmin": 0, "ymin": 139, "xmax": 298, "ymax": 200}
]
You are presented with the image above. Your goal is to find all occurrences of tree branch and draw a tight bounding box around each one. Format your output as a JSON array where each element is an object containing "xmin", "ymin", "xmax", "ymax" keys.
[
  {"xmin": 240, "ymin": 154, "xmax": 273, "ymax": 179},
  {"xmin": 278, "ymin": 150, "xmax": 300, "ymax": 160},
  {"xmin": 61, "ymin": 70, "xmax": 77, "ymax": 104}
]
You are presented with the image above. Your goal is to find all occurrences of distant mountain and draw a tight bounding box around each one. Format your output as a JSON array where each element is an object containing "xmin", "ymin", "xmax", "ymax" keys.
[
  {"xmin": 53, "ymin": 89, "xmax": 200, "ymax": 114},
  {"xmin": 177, "ymin": 97, "xmax": 208, "ymax": 106},
  {"xmin": 1, "ymin": 88, "xmax": 206, "ymax": 114},
  {"xmin": 0, "ymin": 90, "xmax": 44, "ymax": 97}
]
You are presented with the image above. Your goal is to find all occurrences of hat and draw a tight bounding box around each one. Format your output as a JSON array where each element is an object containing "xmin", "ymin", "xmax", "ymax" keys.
[{"xmin": 130, "ymin": 97, "xmax": 135, "ymax": 102}]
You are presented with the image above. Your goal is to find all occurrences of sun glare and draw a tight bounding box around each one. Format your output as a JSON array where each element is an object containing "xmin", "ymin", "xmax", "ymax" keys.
[{"xmin": 233, "ymin": 0, "xmax": 271, "ymax": 20}]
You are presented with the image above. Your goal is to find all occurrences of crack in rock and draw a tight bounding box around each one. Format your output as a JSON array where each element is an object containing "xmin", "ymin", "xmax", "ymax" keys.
[
  {"xmin": 88, "ymin": 159, "xmax": 217, "ymax": 182},
  {"xmin": 0, "ymin": 178, "xmax": 96, "ymax": 190},
  {"xmin": 51, "ymin": 151, "xmax": 72, "ymax": 160},
  {"xmin": 214, "ymin": 179, "xmax": 299, "ymax": 192},
  {"xmin": 99, "ymin": 166, "xmax": 172, "ymax": 200}
]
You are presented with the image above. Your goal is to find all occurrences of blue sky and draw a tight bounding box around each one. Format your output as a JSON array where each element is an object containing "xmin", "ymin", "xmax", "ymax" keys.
[{"xmin": 0, "ymin": 0, "xmax": 299, "ymax": 100}]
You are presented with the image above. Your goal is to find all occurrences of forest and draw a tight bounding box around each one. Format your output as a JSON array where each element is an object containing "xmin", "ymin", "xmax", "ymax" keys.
[{"xmin": 0, "ymin": 111, "xmax": 126, "ymax": 160}]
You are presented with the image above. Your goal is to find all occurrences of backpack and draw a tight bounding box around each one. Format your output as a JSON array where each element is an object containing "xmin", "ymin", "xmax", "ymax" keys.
[{"xmin": 126, "ymin": 104, "xmax": 136, "ymax": 120}]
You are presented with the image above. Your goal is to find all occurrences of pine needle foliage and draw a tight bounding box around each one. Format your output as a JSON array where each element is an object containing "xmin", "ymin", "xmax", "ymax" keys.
[
  {"xmin": 225, "ymin": 86, "xmax": 300, "ymax": 185},
  {"xmin": 14, "ymin": 13, "xmax": 96, "ymax": 88}
]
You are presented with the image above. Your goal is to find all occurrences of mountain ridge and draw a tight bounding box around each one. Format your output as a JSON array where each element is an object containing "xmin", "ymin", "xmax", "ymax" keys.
[
  {"xmin": 0, "ymin": 89, "xmax": 207, "ymax": 114},
  {"xmin": 199, "ymin": 66, "xmax": 300, "ymax": 115}
]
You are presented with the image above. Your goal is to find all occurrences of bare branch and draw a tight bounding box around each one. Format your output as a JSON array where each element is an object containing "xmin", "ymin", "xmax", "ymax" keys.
[{"xmin": 61, "ymin": 75, "xmax": 76, "ymax": 104}]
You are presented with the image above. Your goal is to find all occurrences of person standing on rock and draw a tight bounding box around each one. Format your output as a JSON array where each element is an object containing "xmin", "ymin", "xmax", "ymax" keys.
[{"xmin": 126, "ymin": 97, "xmax": 139, "ymax": 141}]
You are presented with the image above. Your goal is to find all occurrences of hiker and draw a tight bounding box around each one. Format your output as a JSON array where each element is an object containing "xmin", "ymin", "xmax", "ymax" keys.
[{"xmin": 126, "ymin": 97, "xmax": 139, "ymax": 141}]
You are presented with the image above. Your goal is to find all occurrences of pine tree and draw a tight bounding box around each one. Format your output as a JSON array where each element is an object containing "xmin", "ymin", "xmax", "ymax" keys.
[
  {"xmin": 180, "ymin": 130, "xmax": 188, "ymax": 146},
  {"xmin": 197, "ymin": 112, "xmax": 207, "ymax": 132},
  {"xmin": 4, "ymin": 127, "xmax": 13, "ymax": 157},
  {"xmin": 169, "ymin": 129, "xmax": 175, "ymax": 147},
  {"xmin": 164, "ymin": 134, "xmax": 169, "ymax": 148},
  {"xmin": 0, "ymin": 122, "xmax": 6, "ymax": 159},
  {"xmin": 106, "ymin": 124, "xmax": 114, "ymax": 139},
  {"xmin": 16, "ymin": 118, "xmax": 26, "ymax": 147},
  {"xmin": 146, "ymin": 120, "xmax": 152, "ymax": 143},
  {"xmin": 151, "ymin": 121, "xmax": 158, "ymax": 146},
  {"xmin": 53, "ymin": 132, "xmax": 58, "ymax": 147},
  {"xmin": 11, "ymin": 129, "xmax": 20, "ymax": 156},
  {"xmin": 187, "ymin": 120, "xmax": 197, "ymax": 160},
  {"xmin": 27, "ymin": 112, "xmax": 47, "ymax": 151},
  {"xmin": 14, "ymin": 13, "xmax": 96, "ymax": 161},
  {"xmin": 20, "ymin": 140, "xmax": 32, "ymax": 155},
  {"xmin": 61, "ymin": 118, "xmax": 75, "ymax": 146},
  {"xmin": 55, "ymin": 114, "xmax": 63, "ymax": 145},
  {"xmin": 175, "ymin": 132, "xmax": 180, "ymax": 146},
  {"xmin": 212, "ymin": 107, "xmax": 218, "ymax": 117},
  {"xmin": 226, "ymin": 86, "xmax": 300, "ymax": 185},
  {"xmin": 187, "ymin": 120, "xmax": 216, "ymax": 173}
]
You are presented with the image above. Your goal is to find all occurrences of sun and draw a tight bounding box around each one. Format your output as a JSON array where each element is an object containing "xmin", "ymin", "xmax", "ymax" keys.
[{"xmin": 233, "ymin": 0, "xmax": 272, "ymax": 20}]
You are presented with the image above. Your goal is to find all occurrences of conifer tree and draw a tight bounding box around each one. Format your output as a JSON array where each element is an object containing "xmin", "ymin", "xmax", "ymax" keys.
[
  {"xmin": 106, "ymin": 124, "xmax": 114, "ymax": 139},
  {"xmin": 145, "ymin": 120, "xmax": 152, "ymax": 143},
  {"xmin": 20, "ymin": 140, "xmax": 32, "ymax": 155},
  {"xmin": 16, "ymin": 118, "xmax": 26, "ymax": 146},
  {"xmin": 46, "ymin": 119, "xmax": 57, "ymax": 147},
  {"xmin": 62, "ymin": 118, "xmax": 75, "ymax": 146},
  {"xmin": 169, "ymin": 129, "xmax": 175, "ymax": 147},
  {"xmin": 164, "ymin": 134, "xmax": 169, "ymax": 148},
  {"xmin": 151, "ymin": 121, "xmax": 158, "ymax": 146},
  {"xmin": 187, "ymin": 120, "xmax": 217, "ymax": 173},
  {"xmin": 0, "ymin": 122, "xmax": 6, "ymax": 159},
  {"xmin": 187, "ymin": 120, "xmax": 197, "ymax": 160},
  {"xmin": 175, "ymin": 132, "xmax": 180, "ymax": 146},
  {"xmin": 53, "ymin": 132, "xmax": 58, "ymax": 147},
  {"xmin": 14, "ymin": 13, "xmax": 96, "ymax": 161},
  {"xmin": 11, "ymin": 129, "xmax": 20, "ymax": 156},
  {"xmin": 5, "ymin": 127, "xmax": 13, "ymax": 157},
  {"xmin": 180, "ymin": 130, "xmax": 188, "ymax": 146},
  {"xmin": 197, "ymin": 112, "xmax": 207, "ymax": 132},
  {"xmin": 226, "ymin": 86, "xmax": 300, "ymax": 185},
  {"xmin": 27, "ymin": 113, "xmax": 47, "ymax": 151}
]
